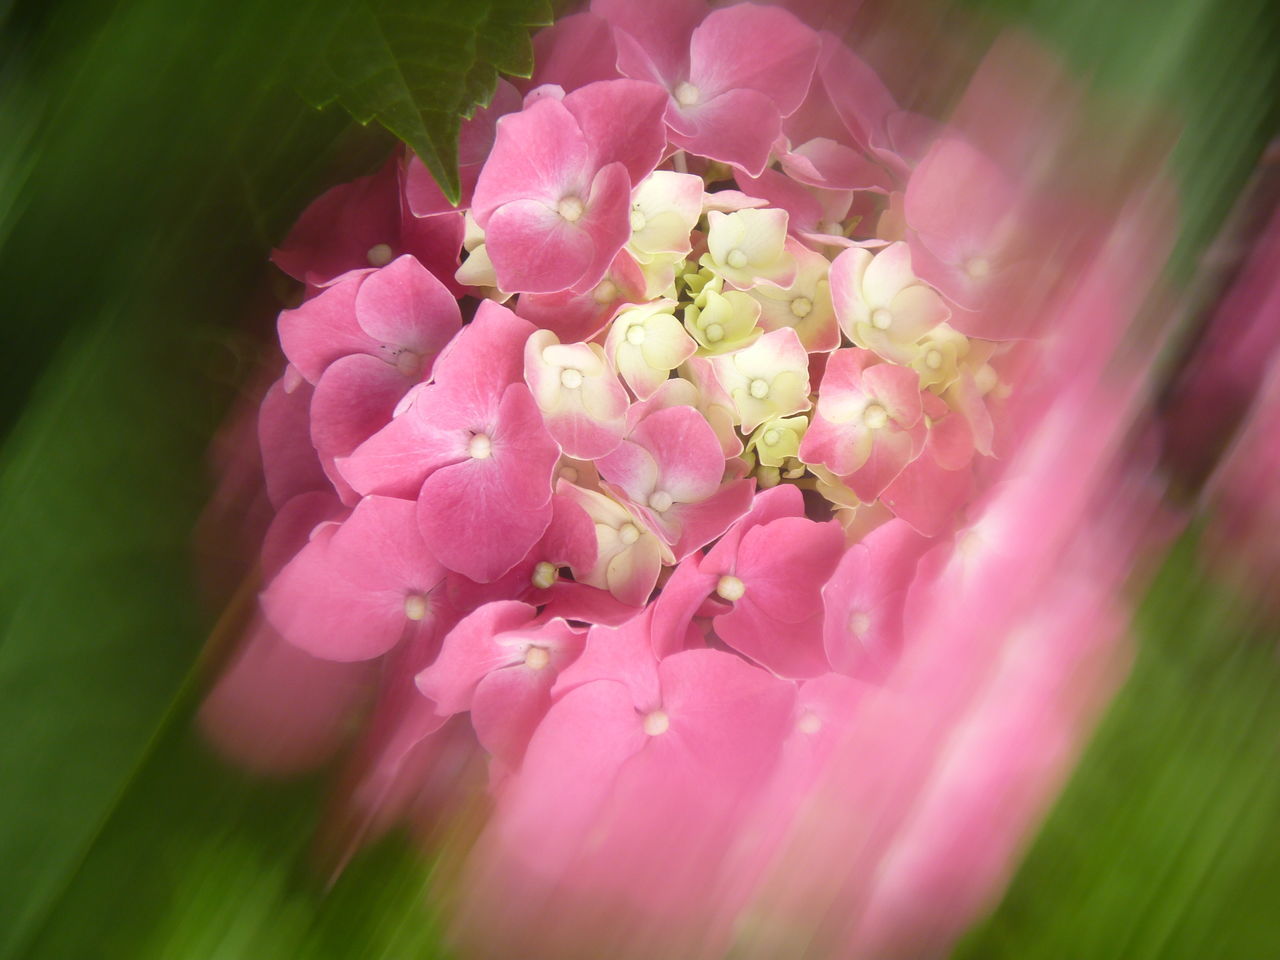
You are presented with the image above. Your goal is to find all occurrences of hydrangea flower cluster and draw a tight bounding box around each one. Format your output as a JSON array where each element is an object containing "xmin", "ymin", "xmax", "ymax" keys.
[{"xmin": 201, "ymin": 3, "xmax": 1174, "ymax": 956}]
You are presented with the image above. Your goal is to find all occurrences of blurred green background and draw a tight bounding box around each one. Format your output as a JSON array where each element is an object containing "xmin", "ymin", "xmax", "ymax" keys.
[{"xmin": 0, "ymin": 0, "xmax": 1277, "ymax": 957}]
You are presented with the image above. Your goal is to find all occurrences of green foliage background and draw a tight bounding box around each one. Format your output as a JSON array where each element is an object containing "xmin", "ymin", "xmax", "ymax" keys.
[{"xmin": 0, "ymin": 0, "xmax": 1276, "ymax": 957}]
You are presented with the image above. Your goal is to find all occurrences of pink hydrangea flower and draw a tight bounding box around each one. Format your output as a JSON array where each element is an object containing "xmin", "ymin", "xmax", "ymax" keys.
[
  {"xmin": 471, "ymin": 79, "xmax": 669, "ymax": 293},
  {"xmin": 523, "ymin": 329, "xmax": 630, "ymax": 458},
  {"xmin": 597, "ymin": 0, "xmax": 820, "ymax": 176},
  {"xmin": 261, "ymin": 494, "xmax": 451, "ymax": 661},
  {"xmin": 417, "ymin": 601, "xmax": 587, "ymax": 774},
  {"xmin": 272, "ymin": 156, "xmax": 464, "ymax": 291},
  {"xmin": 338, "ymin": 302, "xmax": 560, "ymax": 581},
  {"xmin": 277, "ymin": 255, "xmax": 462, "ymax": 499},
  {"xmin": 598, "ymin": 404, "xmax": 754, "ymax": 557},
  {"xmin": 800, "ymin": 347, "xmax": 927, "ymax": 501},
  {"xmin": 202, "ymin": 11, "xmax": 1186, "ymax": 957}
]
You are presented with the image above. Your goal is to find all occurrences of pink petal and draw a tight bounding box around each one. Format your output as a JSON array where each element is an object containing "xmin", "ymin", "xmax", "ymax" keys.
[
  {"xmin": 485, "ymin": 199, "xmax": 598, "ymax": 295},
  {"xmin": 490, "ymin": 679, "xmax": 649, "ymax": 872},
  {"xmin": 271, "ymin": 160, "xmax": 401, "ymax": 286},
  {"xmin": 782, "ymin": 138, "xmax": 893, "ymax": 193},
  {"xmin": 539, "ymin": 580, "xmax": 640, "ymax": 626},
  {"xmin": 596, "ymin": 439, "xmax": 660, "ymax": 502},
  {"xmin": 734, "ymin": 166, "xmax": 826, "ymax": 233},
  {"xmin": 593, "ymin": 0, "xmax": 703, "ymax": 85},
  {"xmin": 530, "ymin": 13, "xmax": 621, "ymax": 91},
  {"xmin": 846, "ymin": 419, "xmax": 927, "ymax": 502},
  {"xmin": 564, "ymin": 79, "xmax": 670, "ymax": 182},
  {"xmin": 668, "ymin": 88, "xmax": 781, "ymax": 177},
  {"xmin": 433, "ymin": 300, "xmax": 535, "ymax": 409},
  {"xmin": 199, "ymin": 613, "xmax": 374, "ymax": 776},
  {"xmin": 416, "ymin": 385, "xmax": 557, "ymax": 582},
  {"xmin": 400, "ymin": 210, "xmax": 467, "ymax": 297},
  {"xmin": 688, "ymin": 5, "xmax": 818, "ymax": 115},
  {"xmin": 417, "ymin": 461, "xmax": 553, "ymax": 583},
  {"xmin": 650, "ymin": 557, "xmax": 718, "ymax": 658},
  {"xmin": 798, "ymin": 409, "xmax": 872, "ymax": 477},
  {"xmin": 734, "ymin": 517, "xmax": 844, "ymax": 624},
  {"xmin": 462, "ymin": 80, "xmax": 525, "ymax": 166},
  {"xmin": 657, "ymin": 648, "xmax": 797, "ymax": 784},
  {"xmin": 258, "ymin": 375, "xmax": 327, "ymax": 509},
  {"xmin": 819, "ymin": 34, "xmax": 897, "ymax": 148},
  {"xmin": 904, "ymin": 137, "xmax": 1017, "ymax": 263},
  {"xmin": 538, "ymin": 492, "xmax": 600, "ymax": 576},
  {"xmin": 472, "ymin": 96, "xmax": 589, "ymax": 223},
  {"xmin": 822, "ymin": 520, "xmax": 928, "ymax": 676},
  {"xmin": 881, "ymin": 453, "xmax": 974, "ymax": 538},
  {"xmin": 702, "ymin": 483, "xmax": 806, "ymax": 566},
  {"xmin": 471, "ymin": 663, "xmax": 559, "ymax": 771},
  {"xmin": 261, "ymin": 496, "xmax": 444, "ymax": 662},
  {"xmin": 260, "ymin": 490, "xmax": 347, "ymax": 580},
  {"xmin": 277, "ymin": 274, "xmax": 368, "ymax": 384},
  {"xmin": 631, "ymin": 405, "xmax": 724, "ymax": 501},
  {"xmin": 863, "ymin": 362, "xmax": 925, "ymax": 427},
  {"xmin": 353, "ymin": 254, "xmax": 461, "ymax": 366},
  {"xmin": 310, "ymin": 353, "xmax": 413, "ymax": 501},
  {"xmin": 553, "ymin": 609, "xmax": 663, "ymax": 708},
  {"xmin": 669, "ymin": 477, "xmax": 756, "ymax": 560},
  {"xmin": 320, "ymin": 495, "xmax": 446, "ymax": 595},
  {"xmin": 715, "ymin": 597, "xmax": 829, "ymax": 678},
  {"xmin": 925, "ymin": 399, "xmax": 976, "ymax": 471},
  {"xmin": 416, "ymin": 600, "xmax": 537, "ymax": 714},
  {"xmin": 336, "ymin": 387, "xmax": 472, "ymax": 499},
  {"xmin": 517, "ymin": 249, "xmax": 648, "ymax": 341}
]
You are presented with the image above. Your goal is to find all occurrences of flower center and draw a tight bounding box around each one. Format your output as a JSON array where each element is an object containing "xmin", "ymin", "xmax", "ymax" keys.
[
  {"xmin": 862, "ymin": 403, "xmax": 888, "ymax": 430},
  {"xmin": 790, "ymin": 297, "xmax": 813, "ymax": 318},
  {"xmin": 558, "ymin": 464, "xmax": 579, "ymax": 483},
  {"xmin": 726, "ymin": 248, "xmax": 749, "ymax": 270},
  {"xmin": 560, "ymin": 367, "xmax": 584, "ymax": 389},
  {"xmin": 557, "ymin": 195, "xmax": 585, "ymax": 222},
  {"xmin": 871, "ymin": 307, "xmax": 892, "ymax": 330},
  {"xmin": 673, "ymin": 82, "xmax": 700, "ymax": 107},
  {"xmin": 748, "ymin": 378, "xmax": 770, "ymax": 400},
  {"xmin": 798, "ymin": 711, "xmax": 823, "ymax": 735},
  {"xmin": 925, "ymin": 348, "xmax": 943, "ymax": 370},
  {"xmin": 394, "ymin": 349, "xmax": 422, "ymax": 377},
  {"xmin": 468, "ymin": 433, "xmax": 493, "ymax": 459},
  {"xmin": 958, "ymin": 529, "xmax": 984, "ymax": 558},
  {"xmin": 763, "ymin": 429, "xmax": 781, "ymax": 446},
  {"xmin": 366, "ymin": 243, "xmax": 394, "ymax": 267},
  {"xmin": 974, "ymin": 363, "xmax": 998, "ymax": 395},
  {"xmin": 644, "ymin": 709, "xmax": 670, "ymax": 736},
  {"xmin": 629, "ymin": 208, "xmax": 647, "ymax": 232},
  {"xmin": 618, "ymin": 522, "xmax": 640, "ymax": 545},
  {"xmin": 531, "ymin": 561, "xmax": 557, "ymax": 590},
  {"xmin": 716, "ymin": 574, "xmax": 745, "ymax": 602},
  {"xmin": 625, "ymin": 324, "xmax": 647, "ymax": 346},
  {"xmin": 848, "ymin": 610, "xmax": 871, "ymax": 636},
  {"xmin": 648, "ymin": 490, "xmax": 673, "ymax": 512},
  {"xmin": 403, "ymin": 593, "xmax": 428, "ymax": 621},
  {"xmin": 965, "ymin": 256, "xmax": 991, "ymax": 280},
  {"xmin": 704, "ymin": 323, "xmax": 725, "ymax": 343},
  {"xmin": 593, "ymin": 279, "xmax": 617, "ymax": 304},
  {"xmin": 524, "ymin": 646, "xmax": 551, "ymax": 670}
]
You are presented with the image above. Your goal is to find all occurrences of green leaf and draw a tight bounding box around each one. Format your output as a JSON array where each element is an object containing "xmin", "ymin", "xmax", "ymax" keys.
[{"xmin": 295, "ymin": 0, "xmax": 552, "ymax": 203}]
